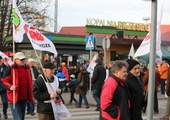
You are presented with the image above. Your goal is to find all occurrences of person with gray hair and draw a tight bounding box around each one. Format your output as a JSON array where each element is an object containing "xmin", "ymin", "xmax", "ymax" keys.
[
  {"xmin": 26, "ymin": 58, "xmax": 39, "ymax": 116},
  {"xmin": 100, "ymin": 60, "xmax": 131, "ymax": 120}
]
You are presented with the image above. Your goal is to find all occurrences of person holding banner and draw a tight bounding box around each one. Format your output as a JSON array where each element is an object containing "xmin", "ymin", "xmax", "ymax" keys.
[
  {"xmin": 2, "ymin": 52, "xmax": 34, "ymax": 120},
  {"xmin": 33, "ymin": 62, "xmax": 62, "ymax": 120}
]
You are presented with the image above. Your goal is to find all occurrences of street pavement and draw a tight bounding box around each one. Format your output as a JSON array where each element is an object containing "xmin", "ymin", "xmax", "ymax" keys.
[{"xmin": 0, "ymin": 91, "xmax": 168, "ymax": 120}]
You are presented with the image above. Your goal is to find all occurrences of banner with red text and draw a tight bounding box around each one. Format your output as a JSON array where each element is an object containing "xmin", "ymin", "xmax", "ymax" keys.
[{"xmin": 24, "ymin": 24, "xmax": 58, "ymax": 56}]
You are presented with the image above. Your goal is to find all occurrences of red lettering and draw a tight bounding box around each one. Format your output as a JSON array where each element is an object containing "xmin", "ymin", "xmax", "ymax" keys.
[
  {"xmin": 28, "ymin": 26, "xmax": 44, "ymax": 41},
  {"xmin": 144, "ymin": 33, "xmax": 150, "ymax": 41}
]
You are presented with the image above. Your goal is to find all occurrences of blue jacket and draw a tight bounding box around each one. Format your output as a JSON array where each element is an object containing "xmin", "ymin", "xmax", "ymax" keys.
[{"xmin": 56, "ymin": 72, "xmax": 65, "ymax": 79}]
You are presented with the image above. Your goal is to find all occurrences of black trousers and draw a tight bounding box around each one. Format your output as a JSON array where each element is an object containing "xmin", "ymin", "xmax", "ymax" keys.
[{"xmin": 160, "ymin": 79, "xmax": 166, "ymax": 94}]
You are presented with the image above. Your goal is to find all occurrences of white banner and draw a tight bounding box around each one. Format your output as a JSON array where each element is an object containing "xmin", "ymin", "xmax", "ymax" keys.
[
  {"xmin": 134, "ymin": 33, "xmax": 150, "ymax": 57},
  {"xmin": 0, "ymin": 51, "xmax": 13, "ymax": 65},
  {"xmin": 128, "ymin": 43, "xmax": 134, "ymax": 58},
  {"xmin": 134, "ymin": 7, "xmax": 163, "ymax": 58},
  {"xmin": 87, "ymin": 53, "xmax": 98, "ymax": 75},
  {"xmin": 12, "ymin": 0, "xmax": 25, "ymax": 43},
  {"xmin": 24, "ymin": 24, "xmax": 58, "ymax": 56}
]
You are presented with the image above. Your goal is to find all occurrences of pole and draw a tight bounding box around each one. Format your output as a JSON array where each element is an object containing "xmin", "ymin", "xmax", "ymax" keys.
[
  {"xmin": 54, "ymin": 0, "xmax": 58, "ymax": 33},
  {"xmin": 12, "ymin": 0, "xmax": 16, "ymax": 109},
  {"xmin": 103, "ymin": 37, "xmax": 106, "ymax": 68},
  {"xmin": 89, "ymin": 50, "xmax": 92, "ymax": 91},
  {"xmin": 147, "ymin": 0, "xmax": 157, "ymax": 120}
]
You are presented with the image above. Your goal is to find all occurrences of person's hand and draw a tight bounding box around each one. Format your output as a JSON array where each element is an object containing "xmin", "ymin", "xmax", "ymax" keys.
[
  {"xmin": 10, "ymin": 85, "xmax": 17, "ymax": 91},
  {"xmin": 66, "ymin": 83, "xmax": 69, "ymax": 86},
  {"xmin": 50, "ymin": 92, "xmax": 57, "ymax": 99},
  {"xmin": 56, "ymin": 88, "xmax": 61, "ymax": 94}
]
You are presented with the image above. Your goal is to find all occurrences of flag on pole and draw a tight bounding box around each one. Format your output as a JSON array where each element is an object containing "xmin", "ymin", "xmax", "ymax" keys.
[
  {"xmin": 134, "ymin": 33, "xmax": 150, "ymax": 57},
  {"xmin": 24, "ymin": 24, "xmax": 58, "ymax": 56},
  {"xmin": 12, "ymin": 0, "xmax": 25, "ymax": 43},
  {"xmin": 134, "ymin": 6, "xmax": 163, "ymax": 58},
  {"xmin": 87, "ymin": 53, "xmax": 98, "ymax": 75},
  {"xmin": 156, "ymin": 6, "xmax": 163, "ymax": 58},
  {"xmin": 0, "ymin": 51, "xmax": 13, "ymax": 65},
  {"xmin": 128, "ymin": 43, "xmax": 134, "ymax": 59},
  {"xmin": 12, "ymin": 0, "xmax": 58, "ymax": 56}
]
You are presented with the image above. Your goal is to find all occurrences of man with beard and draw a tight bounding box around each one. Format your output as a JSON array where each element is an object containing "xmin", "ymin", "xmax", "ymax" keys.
[{"xmin": 125, "ymin": 59, "xmax": 144, "ymax": 120}]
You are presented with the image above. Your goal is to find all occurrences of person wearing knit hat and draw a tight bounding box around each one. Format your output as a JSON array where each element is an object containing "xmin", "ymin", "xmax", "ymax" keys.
[
  {"xmin": 126, "ymin": 59, "xmax": 140, "ymax": 72},
  {"xmin": 125, "ymin": 59, "xmax": 144, "ymax": 120}
]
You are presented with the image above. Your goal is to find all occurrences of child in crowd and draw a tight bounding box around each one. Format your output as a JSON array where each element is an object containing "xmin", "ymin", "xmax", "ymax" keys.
[
  {"xmin": 66, "ymin": 74, "xmax": 78, "ymax": 106},
  {"xmin": 56, "ymin": 67, "xmax": 66, "ymax": 92}
]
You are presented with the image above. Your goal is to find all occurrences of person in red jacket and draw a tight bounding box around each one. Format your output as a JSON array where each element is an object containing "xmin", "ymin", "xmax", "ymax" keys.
[
  {"xmin": 61, "ymin": 62, "xmax": 69, "ymax": 92},
  {"xmin": 2, "ymin": 52, "xmax": 33, "ymax": 120},
  {"xmin": 100, "ymin": 60, "xmax": 131, "ymax": 120}
]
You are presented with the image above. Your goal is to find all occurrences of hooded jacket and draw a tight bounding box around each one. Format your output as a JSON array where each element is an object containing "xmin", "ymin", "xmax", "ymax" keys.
[{"xmin": 92, "ymin": 59, "xmax": 106, "ymax": 89}]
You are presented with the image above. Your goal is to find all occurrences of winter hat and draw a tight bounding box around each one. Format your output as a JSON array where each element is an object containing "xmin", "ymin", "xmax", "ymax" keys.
[
  {"xmin": 43, "ymin": 62, "xmax": 56, "ymax": 69},
  {"xmin": 126, "ymin": 59, "xmax": 139, "ymax": 71},
  {"xmin": 70, "ymin": 74, "xmax": 75, "ymax": 79},
  {"xmin": 61, "ymin": 62, "xmax": 66, "ymax": 66},
  {"xmin": 58, "ymin": 67, "xmax": 62, "ymax": 72}
]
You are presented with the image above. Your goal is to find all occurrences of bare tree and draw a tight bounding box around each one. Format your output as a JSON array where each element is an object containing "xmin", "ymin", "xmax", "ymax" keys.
[{"xmin": 0, "ymin": 0, "xmax": 53, "ymax": 51}]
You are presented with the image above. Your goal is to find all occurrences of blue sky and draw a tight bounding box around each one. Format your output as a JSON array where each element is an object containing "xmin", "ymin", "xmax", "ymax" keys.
[{"xmin": 55, "ymin": 0, "xmax": 169, "ymax": 31}]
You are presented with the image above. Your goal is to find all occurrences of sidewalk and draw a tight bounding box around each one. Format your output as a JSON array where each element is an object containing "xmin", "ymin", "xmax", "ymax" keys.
[
  {"xmin": 62, "ymin": 90, "xmax": 168, "ymax": 106},
  {"xmin": 0, "ymin": 91, "xmax": 167, "ymax": 106}
]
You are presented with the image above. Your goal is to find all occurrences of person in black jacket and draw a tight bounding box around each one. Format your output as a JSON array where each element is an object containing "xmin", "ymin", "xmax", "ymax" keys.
[
  {"xmin": 125, "ymin": 59, "xmax": 144, "ymax": 120},
  {"xmin": 0, "ymin": 56, "xmax": 9, "ymax": 119},
  {"xmin": 100, "ymin": 60, "xmax": 131, "ymax": 120},
  {"xmin": 33, "ymin": 62, "xmax": 62, "ymax": 120},
  {"xmin": 92, "ymin": 58, "xmax": 106, "ymax": 111}
]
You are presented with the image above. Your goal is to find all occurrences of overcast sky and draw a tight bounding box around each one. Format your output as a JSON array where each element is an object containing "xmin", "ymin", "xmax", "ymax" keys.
[{"xmin": 55, "ymin": 0, "xmax": 170, "ymax": 31}]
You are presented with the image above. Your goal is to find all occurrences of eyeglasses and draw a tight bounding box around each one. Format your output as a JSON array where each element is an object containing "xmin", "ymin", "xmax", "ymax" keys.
[{"xmin": 17, "ymin": 59, "xmax": 25, "ymax": 61}]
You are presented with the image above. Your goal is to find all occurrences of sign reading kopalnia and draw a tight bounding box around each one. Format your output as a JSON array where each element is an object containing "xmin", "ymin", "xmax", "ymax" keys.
[{"xmin": 86, "ymin": 18, "xmax": 149, "ymax": 32}]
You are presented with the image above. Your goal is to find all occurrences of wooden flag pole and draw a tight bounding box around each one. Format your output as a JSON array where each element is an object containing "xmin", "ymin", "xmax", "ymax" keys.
[{"xmin": 33, "ymin": 49, "xmax": 54, "ymax": 93}]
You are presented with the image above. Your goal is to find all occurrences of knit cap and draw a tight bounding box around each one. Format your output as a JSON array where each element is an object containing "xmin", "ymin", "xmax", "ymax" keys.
[{"xmin": 126, "ymin": 59, "xmax": 140, "ymax": 71}]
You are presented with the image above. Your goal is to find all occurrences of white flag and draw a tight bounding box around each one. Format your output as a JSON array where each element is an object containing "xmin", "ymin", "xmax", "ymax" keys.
[
  {"xmin": 24, "ymin": 24, "xmax": 58, "ymax": 56},
  {"xmin": 87, "ymin": 53, "xmax": 98, "ymax": 75},
  {"xmin": 134, "ymin": 6, "xmax": 163, "ymax": 58},
  {"xmin": 156, "ymin": 6, "xmax": 163, "ymax": 58},
  {"xmin": 12, "ymin": 0, "xmax": 25, "ymax": 43},
  {"xmin": 128, "ymin": 43, "xmax": 134, "ymax": 58},
  {"xmin": 134, "ymin": 33, "xmax": 150, "ymax": 57},
  {"xmin": 0, "ymin": 51, "xmax": 13, "ymax": 65}
]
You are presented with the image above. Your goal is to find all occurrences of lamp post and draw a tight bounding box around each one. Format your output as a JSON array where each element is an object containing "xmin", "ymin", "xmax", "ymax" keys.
[
  {"xmin": 142, "ymin": 0, "xmax": 157, "ymax": 120},
  {"xmin": 54, "ymin": 0, "xmax": 58, "ymax": 33}
]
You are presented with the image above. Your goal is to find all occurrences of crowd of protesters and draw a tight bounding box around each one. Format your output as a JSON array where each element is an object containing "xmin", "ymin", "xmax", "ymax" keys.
[{"xmin": 1, "ymin": 52, "xmax": 170, "ymax": 120}]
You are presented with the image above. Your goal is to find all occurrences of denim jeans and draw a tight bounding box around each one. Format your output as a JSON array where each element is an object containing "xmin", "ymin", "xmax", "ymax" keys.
[
  {"xmin": 10, "ymin": 100, "xmax": 27, "ymax": 120},
  {"xmin": 26, "ymin": 100, "xmax": 35, "ymax": 113},
  {"xmin": 78, "ymin": 94, "xmax": 89, "ymax": 106},
  {"xmin": 92, "ymin": 89, "xmax": 101, "ymax": 109},
  {"xmin": 0, "ymin": 91, "xmax": 8, "ymax": 115}
]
